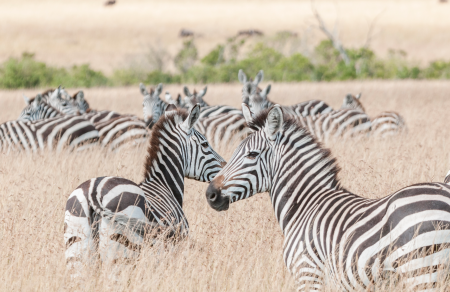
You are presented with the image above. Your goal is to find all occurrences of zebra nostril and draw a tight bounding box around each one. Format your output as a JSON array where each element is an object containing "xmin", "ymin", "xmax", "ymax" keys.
[{"xmin": 209, "ymin": 191, "xmax": 217, "ymax": 202}]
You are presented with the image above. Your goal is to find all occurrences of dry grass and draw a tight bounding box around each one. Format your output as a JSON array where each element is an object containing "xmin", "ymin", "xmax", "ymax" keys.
[
  {"xmin": 1, "ymin": 0, "xmax": 450, "ymax": 72},
  {"xmin": 1, "ymin": 81, "xmax": 450, "ymax": 291}
]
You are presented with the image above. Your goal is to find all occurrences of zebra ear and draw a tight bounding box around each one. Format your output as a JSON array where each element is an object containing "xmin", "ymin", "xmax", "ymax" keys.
[
  {"xmin": 238, "ymin": 69, "xmax": 247, "ymax": 84},
  {"xmin": 76, "ymin": 91, "xmax": 84, "ymax": 102},
  {"xmin": 32, "ymin": 94, "xmax": 43, "ymax": 107},
  {"xmin": 23, "ymin": 95, "xmax": 30, "ymax": 105},
  {"xmin": 176, "ymin": 94, "xmax": 182, "ymax": 105},
  {"xmin": 182, "ymin": 103, "xmax": 201, "ymax": 131},
  {"xmin": 166, "ymin": 104, "xmax": 177, "ymax": 112},
  {"xmin": 198, "ymin": 86, "xmax": 207, "ymax": 98},
  {"xmin": 356, "ymin": 93, "xmax": 362, "ymax": 99},
  {"xmin": 253, "ymin": 70, "xmax": 264, "ymax": 85},
  {"xmin": 261, "ymin": 84, "xmax": 271, "ymax": 98},
  {"xmin": 184, "ymin": 86, "xmax": 192, "ymax": 97},
  {"xmin": 139, "ymin": 83, "xmax": 149, "ymax": 96},
  {"xmin": 265, "ymin": 105, "xmax": 283, "ymax": 140},
  {"xmin": 345, "ymin": 94, "xmax": 353, "ymax": 103},
  {"xmin": 51, "ymin": 86, "xmax": 62, "ymax": 100},
  {"xmin": 155, "ymin": 83, "xmax": 163, "ymax": 97},
  {"xmin": 242, "ymin": 103, "xmax": 254, "ymax": 124}
]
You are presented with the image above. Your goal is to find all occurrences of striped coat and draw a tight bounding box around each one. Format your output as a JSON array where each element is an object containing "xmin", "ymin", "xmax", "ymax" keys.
[
  {"xmin": 64, "ymin": 105, "xmax": 225, "ymax": 275},
  {"xmin": 0, "ymin": 115, "xmax": 99, "ymax": 153},
  {"xmin": 206, "ymin": 106, "xmax": 450, "ymax": 291}
]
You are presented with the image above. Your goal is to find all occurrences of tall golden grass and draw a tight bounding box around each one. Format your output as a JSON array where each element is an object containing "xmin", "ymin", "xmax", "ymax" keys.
[{"xmin": 1, "ymin": 81, "xmax": 450, "ymax": 291}]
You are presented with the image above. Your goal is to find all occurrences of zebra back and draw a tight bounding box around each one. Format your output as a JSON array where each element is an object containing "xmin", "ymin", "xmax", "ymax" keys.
[
  {"xmin": 0, "ymin": 115, "xmax": 99, "ymax": 153},
  {"xmin": 195, "ymin": 112, "xmax": 250, "ymax": 149}
]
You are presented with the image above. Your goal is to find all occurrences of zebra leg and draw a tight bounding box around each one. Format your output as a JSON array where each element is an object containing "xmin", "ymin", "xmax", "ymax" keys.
[{"xmin": 64, "ymin": 188, "xmax": 98, "ymax": 278}]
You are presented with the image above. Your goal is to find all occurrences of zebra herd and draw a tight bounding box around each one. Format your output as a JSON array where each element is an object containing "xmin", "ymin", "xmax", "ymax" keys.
[{"xmin": 2, "ymin": 69, "xmax": 450, "ymax": 291}]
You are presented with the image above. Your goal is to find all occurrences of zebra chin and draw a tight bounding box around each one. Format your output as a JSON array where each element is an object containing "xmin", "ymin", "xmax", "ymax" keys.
[{"xmin": 206, "ymin": 178, "xmax": 230, "ymax": 211}]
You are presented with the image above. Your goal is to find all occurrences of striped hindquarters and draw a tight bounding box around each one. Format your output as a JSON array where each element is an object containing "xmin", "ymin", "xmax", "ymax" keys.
[
  {"xmin": 195, "ymin": 113, "xmax": 250, "ymax": 149},
  {"xmin": 95, "ymin": 116, "xmax": 149, "ymax": 151},
  {"xmin": 289, "ymin": 100, "xmax": 333, "ymax": 117},
  {"xmin": 0, "ymin": 116, "xmax": 99, "ymax": 153},
  {"xmin": 299, "ymin": 109, "xmax": 372, "ymax": 142},
  {"xmin": 371, "ymin": 111, "xmax": 406, "ymax": 138}
]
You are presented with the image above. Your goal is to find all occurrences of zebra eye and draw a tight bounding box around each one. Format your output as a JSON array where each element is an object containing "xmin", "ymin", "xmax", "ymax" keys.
[
  {"xmin": 247, "ymin": 151, "xmax": 259, "ymax": 159},
  {"xmin": 201, "ymin": 142, "xmax": 209, "ymax": 148}
]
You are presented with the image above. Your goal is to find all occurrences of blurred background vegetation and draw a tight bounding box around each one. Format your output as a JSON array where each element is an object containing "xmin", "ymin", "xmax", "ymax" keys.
[{"xmin": 2, "ymin": 35, "xmax": 450, "ymax": 89}]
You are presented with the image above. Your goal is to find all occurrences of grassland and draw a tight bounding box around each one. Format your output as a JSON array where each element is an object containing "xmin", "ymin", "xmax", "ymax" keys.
[
  {"xmin": 1, "ymin": 0, "xmax": 450, "ymax": 73},
  {"xmin": 1, "ymin": 81, "xmax": 450, "ymax": 291}
]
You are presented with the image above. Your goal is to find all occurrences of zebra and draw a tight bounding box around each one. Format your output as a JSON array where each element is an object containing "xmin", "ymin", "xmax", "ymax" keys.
[
  {"xmin": 206, "ymin": 105, "xmax": 450, "ymax": 291},
  {"xmin": 64, "ymin": 104, "xmax": 226, "ymax": 276},
  {"xmin": 183, "ymin": 86, "xmax": 241, "ymax": 119},
  {"xmin": 22, "ymin": 87, "xmax": 80, "ymax": 117},
  {"xmin": 0, "ymin": 115, "xmax": 99, "ymax": 153},
  {"xmin": 238, "ymin": 69, "xmax": 333, "ymax": 117},
  {"xmin": 19, "ymin": 93, "xmax": 63, "ymax": 121},
  {"xmin": 64, "ymin": 89, "xmax": 149, "ymax": 151},
  {"xmin": 140, "ymin": 83, "xmax": 167, "ymax": 128},
  {"xmin": 341, "ymin": 93, "xmax": 406, "ymax": 138}
]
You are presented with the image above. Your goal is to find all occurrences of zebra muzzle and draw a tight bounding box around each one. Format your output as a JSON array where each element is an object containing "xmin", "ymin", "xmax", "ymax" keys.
[{"xmin": 206, "ymin": 176, "xmax": 230, "ymax": 211}]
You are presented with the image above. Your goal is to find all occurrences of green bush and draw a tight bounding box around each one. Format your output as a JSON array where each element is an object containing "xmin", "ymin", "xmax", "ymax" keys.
[
  {"xmin": 0, "ymin": 53, "xmax": 109, "ymax": 88},
  {"xmin": 3, "ymin": 39, "xmax": 450, "ymax": 89}
]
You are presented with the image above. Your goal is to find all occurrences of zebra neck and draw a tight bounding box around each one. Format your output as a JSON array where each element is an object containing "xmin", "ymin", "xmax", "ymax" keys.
[
  {"xmin": 141, "ymin": 149, "xmax": 185, "ymax": 208},
  {"xmin": 268, "ymin": 127, "xmax": 342, "ymax": 233}
]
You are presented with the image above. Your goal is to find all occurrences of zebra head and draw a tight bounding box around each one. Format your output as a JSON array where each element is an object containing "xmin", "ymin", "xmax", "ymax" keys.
[
  {"xmin": 238, "ymin": 69, "xmax": 263, "ymax": 105},
  {"xmin": 46, "ymin": 87, "xmax": 80, "ymax": 115},
  {"xmin": 146, "ymin": 104, "xmax": 226, "ymax": 182},
  {"xmin": 19, "ymin": 93, "xmax": 62, "ymax": 121},
  {"xmin": 206, "ymin": 104, "xmax": 284, "ymax": 211},
  {"xmin": 183, "ymin": 86, "xmax": 208, "ymax": 108},
  {"xmin": 341, "ymin": 93, "xmax": 365, "ymax": 113},
  {"xmin": 140, "ymin": 83, "xmax": 165, "ymax": 128},
  {"xmin": 206, "ymin": 104, "xmax": 340, "ymax": 211},
  {"xmin": 69, "ymin": 91, "xmax": 90, "ymax": 114},
  {"xmin": 247, "ymin": 84, "xmax": 272, "ymax": 115}
]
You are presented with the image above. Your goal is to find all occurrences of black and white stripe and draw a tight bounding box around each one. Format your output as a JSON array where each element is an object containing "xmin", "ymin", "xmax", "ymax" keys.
[
  {"xmin": 64, "ymin": 105, "xmax": 225, "ymax": 275},
  {"xmin": 0, "ymin": 115, "xmax": 99, "ymax": 153},
  {"xmin": 206, "ymin": 105, "xmax": 450, "ymax": 291},
  {"xmin": 195, "ymin": 112, "xmax": 250, "ymax": 149}
]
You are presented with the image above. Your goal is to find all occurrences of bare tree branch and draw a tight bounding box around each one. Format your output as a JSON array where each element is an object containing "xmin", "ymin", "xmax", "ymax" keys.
[
  {"xmin": 363, "ymin": 9, "xmax": 385, "ymax": 49},
  {"xmin": 311, "ymin": 0, "xmax": 350, "ymax": 65}
]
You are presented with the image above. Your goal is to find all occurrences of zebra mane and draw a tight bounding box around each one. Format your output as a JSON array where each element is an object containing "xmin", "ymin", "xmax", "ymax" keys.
[
  {"xmin": 248, "ymin": 108, "xmax": 344, "ymax": 190},
  {"xmin": 143, "ymin": 108, "xmax": 189, "ymax": 179}
]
